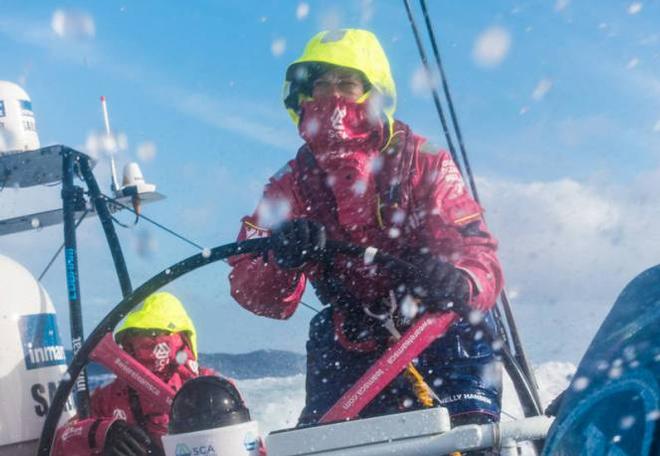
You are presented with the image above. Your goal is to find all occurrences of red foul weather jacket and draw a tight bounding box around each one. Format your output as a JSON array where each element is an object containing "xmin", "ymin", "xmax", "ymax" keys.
[
  {"xmin": 52, "ymin": 360, "xmax": 214, "ymax": 456},
  {"xmin": 229, "ymin": 121, "xmax": 504, "ymax": 351}
]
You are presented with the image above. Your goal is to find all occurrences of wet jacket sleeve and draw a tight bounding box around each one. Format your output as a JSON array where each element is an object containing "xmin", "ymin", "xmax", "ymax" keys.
[
  {"xmin": 416, "ymin": 146, "xmax": 504, "ymax": 312},
  {"xmin": 228, "ymin": 162, "xmax": 307, "ymax": 319},
  {"xmin": 51, "ymin": 388, "xmax": 118, "ymax": 456}
]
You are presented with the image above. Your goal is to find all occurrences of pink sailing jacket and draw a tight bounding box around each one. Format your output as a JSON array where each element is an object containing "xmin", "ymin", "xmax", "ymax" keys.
[{"xmin": 229, "ymin": 121, "xmax": 503, "ymax": 351}]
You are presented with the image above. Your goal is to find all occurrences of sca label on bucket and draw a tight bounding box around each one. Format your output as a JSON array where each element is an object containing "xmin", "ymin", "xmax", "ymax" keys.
[{"xmin": 19, "ymin": 313, "xmax": 66, "ymax": 370}]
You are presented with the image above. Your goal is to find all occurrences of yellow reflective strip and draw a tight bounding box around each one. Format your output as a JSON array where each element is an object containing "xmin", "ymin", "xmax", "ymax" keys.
[
  {"xmin": 244, "ymin": 220, "xmax": 268, "ymax": 231},
  {"xmin": 375, "ymin": 194, "xmax": 385, "ymax": 229},
  {"xmin": 355, "ymin": 89, "xmax": 371, "ymax": 104},
  {"xmin": 453, "ymin": 212, "xmax": 481, "ymax": 225}
]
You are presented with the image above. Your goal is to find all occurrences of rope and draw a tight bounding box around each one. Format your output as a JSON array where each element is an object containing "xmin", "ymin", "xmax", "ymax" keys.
[{"xmin": 404, "ymin": 363, "xmax": 435, "ymax": 408}]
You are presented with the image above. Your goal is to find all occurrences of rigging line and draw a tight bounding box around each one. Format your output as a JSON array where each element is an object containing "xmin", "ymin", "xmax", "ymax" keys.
[
  {"xmin": 102, "ymin": 196, "xmax": 326, "ymax": 314},
  {"xmin": 419, "ymin": 0, "xmax": 480, "ymax": 204},
  {"xmin": 100, "ymin": 194, "xmax": 205, "ymax": 251},
  {"xmin": 300, "ymin": 300, "xmax": 321, "ymax": 314},
  {"xmin": 110, "ymin": 212, "xmax": 138, "ymax": 229},
  {"xmin": 38, "ymin": 209, "xmax": 90, "ymax": 282},
  {"xmin": 409, "ymin": 1, "xmax": 542, "ymax": 411},
  {"xmin": 402, "ymin": 0, "xmax": 464, "ymax": 172}
]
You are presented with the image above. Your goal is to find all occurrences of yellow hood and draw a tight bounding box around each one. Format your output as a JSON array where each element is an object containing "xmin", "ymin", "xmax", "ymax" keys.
[
  {"xmin": 283, "ymin": 28, "xmax": 397, "ymax": 127},
  {"xmin": 115, "ymin": 291, "xmax": 198, "ymax": 358}
]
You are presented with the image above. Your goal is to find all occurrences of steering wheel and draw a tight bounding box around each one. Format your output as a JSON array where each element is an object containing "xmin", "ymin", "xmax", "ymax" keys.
[{"xmin": 37, "ymin": 238, "xmax": 417, "ymax": 455}]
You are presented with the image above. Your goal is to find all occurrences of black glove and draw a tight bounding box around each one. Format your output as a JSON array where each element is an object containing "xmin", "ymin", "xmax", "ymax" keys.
[
  {"xmin": 270, "ymin": 219, "xmax": 326, "ymax": 269},
  {"xmin": 412, "ymin": 257, "xmax": 472, "ymax": 315},
  {"xmin": 103, "ymin": 420, "xmax": 153, "ymax": 456}
]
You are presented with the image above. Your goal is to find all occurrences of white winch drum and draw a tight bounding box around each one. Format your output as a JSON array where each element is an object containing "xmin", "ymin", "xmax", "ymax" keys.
[
  {"xmin": 162, "ymin": 421, "xmax": 261, "ymax": 456},
  {"xmin": 0, "ymin": 81, "xmax": 40, "ymax": 153},
  {"xmin": 0, "ymin": 255, "xmax": 75, "ymax": 455}
]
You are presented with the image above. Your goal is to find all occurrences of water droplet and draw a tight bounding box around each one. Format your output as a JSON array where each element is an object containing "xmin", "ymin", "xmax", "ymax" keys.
[
  {"xmin": 165, "ymin": 268, "xmax": 171, "ymax": 275},
  {"xmin": 202, "ymin": 248, "xmax": 211, "ymax": 258},
  {"xmin": 572, "ymin": 376, "xmax": 589, "ymax": 391},
  {"xmin": 352, "ymin": 180, "xmax": 367, "ymax": 195},
  {"xmin": 596, "ymin": 360, "xmax": 609, "ymax": 371},
  {"xmin": 609, "ymin": 366, "xmax": 623, "ymax": 379},
  {"xmin": 176, "ymin": 350, "xmax": 188, "ymax": 365},
  {"xmin": 392, "ymin": 209, "xmax": 406, "ymax": 225},
  {"xmin": 402, "ymin": 398, "xmax": 413, "ymax": 408},
  {"xmin": 296, "ymin": 2, "xmax": 310, "ymax": 20},
  {"xmin": 400, "ymin": 295, "xmax": 419, "ymax": 319},
  {"xmin": 469, "ymin": 310, "xmax": 484, "ymax": 325},
  {"xmin": 31, "ymin": 218, "xmax": 40, "ymax": 229},
  {"xmin": 623, "ymin": 346, "xmax": 636, "ymax": 361},
  {"xmin": 620, "ymin": 415, "xmax": 635, "ymax": 430}
]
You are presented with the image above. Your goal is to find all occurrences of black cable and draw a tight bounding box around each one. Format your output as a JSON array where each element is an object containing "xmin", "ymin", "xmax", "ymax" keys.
[
  {"xmin": 102, "ymin": 194, "xmax": 324, "ymax": 314},
  {"xmin": 418, "ymin": 0, "xmax": 541, "ymax": 401},
  {"xmin": 402, "ymin": 0, "xmax": 464, "ymax": 172},
  {"xmin": 110, "ymin": 212, "xmax": 138, "ymax": 229},
  {"xmin": 419, "ymin": 0, "xmax": 480, "ymax": 203},
  {"xmin": 300, "ymin": 300, "xmax": 320, "ymax": 314},
  {"xmin": 37, "ymin": 209, "xmax": 90, "ymax": 282},
  {"xmin": 407, "ymin": 0, "xmax": 543, "ymax": 416},
  {"xmin": 101, "ymin": 194, "xmax": 205, "ymax": 251}
]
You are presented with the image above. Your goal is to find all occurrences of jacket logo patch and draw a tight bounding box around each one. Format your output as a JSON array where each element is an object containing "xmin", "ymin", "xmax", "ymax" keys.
[
  {"xmin": 61, "ymin": 425, "xmax": 84, "ymax": 442},
  {"xmin": 188, "ymin": 359, "xmax": 199, "ymax": 374},
  {"xmin": 113, "ymin": 408, "xmax": 128, "ymax": 420},
  {"xmin": 245, "ymin": 225, "xmax": 268, "ymax": 239},
  {"xmin": 440, "ymin": 159, "xmax": 466, "ymax": 200},
  {"xmin": 330, "ymin": 106, "xmax": 348, "ymax": 139},
  {"xmin": 153, "ymin": 342, "xmax": 171, "ymax": 370}
]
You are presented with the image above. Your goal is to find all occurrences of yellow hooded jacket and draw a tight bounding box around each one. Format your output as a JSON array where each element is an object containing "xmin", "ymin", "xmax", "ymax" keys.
[
  {"xmin": 283, "ymin": 28, "xmax": 397, "ymax": 131},
  {"xmin": 115, "ymin": 291, "xmax": 198, "ymax": 359}
]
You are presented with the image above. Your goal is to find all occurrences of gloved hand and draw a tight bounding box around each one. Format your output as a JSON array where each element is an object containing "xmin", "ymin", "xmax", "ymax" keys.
[
  {"xmin": 270, "ymin": 219, "xmax": 326, "ymax": 269},
  {"xmin": 103, "ymin": 420, "xmax": 153, "ymax": 456},
  {"xmin": 411, "ymin": 257, "xmax": 472, "ymax": 315}
]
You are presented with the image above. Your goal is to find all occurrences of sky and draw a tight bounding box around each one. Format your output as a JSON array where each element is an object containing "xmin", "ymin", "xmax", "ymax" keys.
[{"xmin": 1, "ymin": 0, "xmax": 659, "ymax": 364}]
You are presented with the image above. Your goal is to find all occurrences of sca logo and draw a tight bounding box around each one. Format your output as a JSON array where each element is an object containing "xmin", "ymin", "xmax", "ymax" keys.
[
  {"xmin": 19, "ymin": 314, "xmax": 66, "ymax": 370},
  {"xmin": 244, "ymin": 432, "xmax": 258, "ymax": 451},
  {"xmin": 175, "ymin": 443, "xmax": 216, "ymax": 456}
]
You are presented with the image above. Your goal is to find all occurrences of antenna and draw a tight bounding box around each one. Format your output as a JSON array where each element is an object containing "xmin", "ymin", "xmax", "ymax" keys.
[{"xmin": 100, "ymin": 96, "xmax": 120, "ymax": 192}]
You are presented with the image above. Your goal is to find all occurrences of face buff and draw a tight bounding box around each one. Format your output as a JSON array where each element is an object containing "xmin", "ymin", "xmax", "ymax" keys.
[
  {"xmin": 298, "ymin": 96, "xmax": 386, "ymax": 227},
  {"xmin": 125, "ymin": 332, "xmax": 188, "ymax": 378}
]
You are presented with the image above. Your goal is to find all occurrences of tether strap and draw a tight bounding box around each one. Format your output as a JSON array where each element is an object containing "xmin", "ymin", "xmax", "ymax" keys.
[
  {"xmin": 128, "ymin": 387, "xmax": 148, "ymax": 429},
  {"xmin": 88, "ymin": 419, "xmax": 102, "ymax": 449}
]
